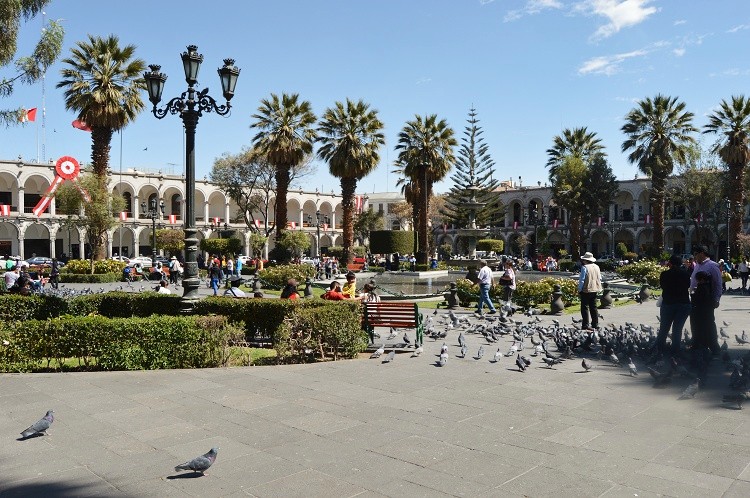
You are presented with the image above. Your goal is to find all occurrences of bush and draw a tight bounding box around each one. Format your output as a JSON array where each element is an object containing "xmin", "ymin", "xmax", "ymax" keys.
[
  {"xmin": 557, "ymin": 258, "xmax": 575, "ymax": 272},
  {"xmin": 258, "ymin": 264, "xmax": 315, "ymax": 289},
  {"xmin": 617, "ymin": 259, "xmax": 664, "ymax": 287},
  {"xmin": 60, "ymin": 259, "xmax": 126, "ymax": 275},
  {"xmin": 0, "ymin": 314, "xmax": 242, "ymax": 372},
  {"xmin": 0, "ymin": 294, "xmax": 67, "ymax": 322},
  {"xmin": 59, "ymin": 273, "xmax": 121, "ymax": 283},
  {"xmin": 454, "ymin": 278, "xmax": 479, "ymax": 306},
  {"xmin": 477, "ymin": 239, "xmax": 505, "ymax": 253},
  {"xmin": 369, "ymin": 230, "xmax": 414, "ymax": 255},
  {"xmin": 623, "ymin": 251, "xmax": 638, "ymax": 262},
  {"xmin": 510, "ymin": 278, "xmax": 579, "ymax": 309}
]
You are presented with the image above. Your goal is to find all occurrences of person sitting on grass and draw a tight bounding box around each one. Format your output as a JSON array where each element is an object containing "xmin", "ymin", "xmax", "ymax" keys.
[{"xmin": 322, "ymin": 280, "xmax": 346, "ymax": 300}]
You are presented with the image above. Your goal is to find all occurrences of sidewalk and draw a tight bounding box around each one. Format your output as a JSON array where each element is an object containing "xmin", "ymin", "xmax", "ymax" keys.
[{"xmin": 1, "ymin": 294, "xmax": 749, "ymax": 497}]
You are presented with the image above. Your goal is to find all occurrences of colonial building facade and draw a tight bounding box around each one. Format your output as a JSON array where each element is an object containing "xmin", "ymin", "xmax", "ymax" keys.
[{"xmin": 0, "ymin": 159, "xmax": 345, "ymax": 259}]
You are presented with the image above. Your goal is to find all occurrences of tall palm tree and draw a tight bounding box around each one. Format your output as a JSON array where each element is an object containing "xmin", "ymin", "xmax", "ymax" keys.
[
  {"xmin": 57, "ymin": 35, "xmax": 146, "ymax": 182},
  {"xmin": 622, "ymin": 95, "xmax": 697, "ymax": 254},
  {"xmin": 704, "ymin": 95, "xmax": 750, "ymax": 257},
  {"xmin": 317, "ymin": 99, "xmax": 385, "ymax": 265},
  {"xmin": 546, "ymin": 127, "xmax": 605, "ymax": 179},
  {"xmin": 394, "ymin": 115, "xmax": 456, "ymax": 263},
  {"xmin": 250, "ymin": 93, "xmax": 316, "ymax": 244}
]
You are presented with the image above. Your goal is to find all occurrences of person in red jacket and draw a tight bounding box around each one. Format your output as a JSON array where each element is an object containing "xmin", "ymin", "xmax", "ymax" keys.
[
  {"xmin": 280, "ymin": 278, "xmax": 300, "ymax": 299},
  {"xmin": 322, "ymin": 281, "xmax": 346, "ymax": 300}
]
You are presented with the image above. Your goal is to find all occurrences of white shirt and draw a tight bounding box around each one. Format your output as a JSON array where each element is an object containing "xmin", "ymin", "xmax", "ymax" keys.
[
  {"xmin": 4, "ymin": 271, "xmax": 18, "ymax": 288},
  {"xmin": 478, "ymin": 265, "xmax": 493, "ymax": 285},
  {"xmin": 157, "ymin": 286, "xmax": 171, "ymax": 294}
]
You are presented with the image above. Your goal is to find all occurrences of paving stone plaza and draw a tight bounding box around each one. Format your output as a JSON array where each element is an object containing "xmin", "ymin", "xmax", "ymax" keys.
[{"xmin": 1, "ymin": 291, "xmax": 750, "ymax": 497}]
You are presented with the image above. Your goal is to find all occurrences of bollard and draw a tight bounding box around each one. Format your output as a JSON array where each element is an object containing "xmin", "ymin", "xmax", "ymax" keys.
[
  {"xmin": 638, "ymin": 283, "xmax": 651, "ymax": 303},
  {"xmin": 599, "ymin": 281, "xmax": 613, "ymax": 309},
  {"xmin": 253, "ymin": 275, "xmax": 262, "ymax": 292},
  {"xmin": 444, "ymin": 282, "xmax": 459, "ymax": 309},
  {"xmin": 304, "ymin": 277, "xmax": 313, "ymax": 298},
  {"xmin": 550, "ymin": 284, "xmax": 564, "ymax": 315}
]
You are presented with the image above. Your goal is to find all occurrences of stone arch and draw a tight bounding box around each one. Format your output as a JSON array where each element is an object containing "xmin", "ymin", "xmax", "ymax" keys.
[
  {"xmin": 0, "ymin": 221, "xmax": 19, "ymax": 257},
  {"xmin": 24, "ymin": 222, "xmax": 51, "ymax": 257},
  {"xmin": 163, "ymin": 186, "xmax": 184, "ymax": 221},
  {"xmin": 112, "ymin": 225, "xmax": 135, "ymax": 258},
  {"xmin": 614, "ymin": 229, "xmax": 634, "ymax": 253},
  {"xmin": 207, "ymin": 191, "xmax": 225, "ymax": 222},
  {"xmin": 0, "ymin": 171, "xmax": 19, "ymax": 214},
  {"xmin": 286, "ymin": 198, "xmax": 301, "ymax": 227},
  {"xmin": 636, "ymin": 227, "xmax": 654, "ymax": 254},
  {"xmin": 664, "ymin": 226, "xmax": 687, "ymax": 255},
  {"xmin": 302, "ymin": 199, "xmax": 318, "ymax": 227},
  {"xmin": 23, "ymin": 175, "xmax": 51, "ymax": 215},
  {"xmin": 194, "ymin": 189, "xmax": 207, "ymax": 223}
]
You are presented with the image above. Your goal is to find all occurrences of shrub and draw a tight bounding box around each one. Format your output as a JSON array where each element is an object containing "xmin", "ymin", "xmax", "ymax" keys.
[
  {"xmin": 0, "ymin": 294, "xmax": 67, "ymax": 322},
  {"xmin": 623, "ymin": 251, "xmax": 638, "ymax": 262},
  {"xmin": 557, "ymin": 258, "xmax": 575, "ymax": 272},
  {"xmin": 0, "ymin": 314, "xmax": 241, "ymax": 372},
  {"xmin": 477, "ymin": 239, "xmax": 504, "ymax": 253},
  {"xmin": 510, "ymin": 278, "xmax": 579, "ymax": 309},
  {"xmin": 369, "ymin": 230, "xmax": 414, "ymax": 254},
  {"xmin": 60, "ymin": 259, "xmax": 126, "ymax": 275},
  {"xmin": 454, "ymin": 278, "xmax": 478, "ymax": 306},
  {"xmin": 59, "ymin": 273, "xmax": 121, "ymax": 283},
  {"xmin": 258, "ymin": 264, "xmax": 315, "ymax": 289},
  {"xmin": 66, "ymin": 292, "xmax": 182, "ymax": 318},
  {"xmin": 617, "ymin": 259, "xmax": 664, "ymax": 287}
]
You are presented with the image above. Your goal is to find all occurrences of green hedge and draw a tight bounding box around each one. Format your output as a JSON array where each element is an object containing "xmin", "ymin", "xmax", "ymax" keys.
[
  {"xmin": 258, "ymin": 264, "xmax": 315, "ymax": 288},
  {"xmin": 369, "ymin": 230, "xmax": 414, "ymax": 254},
  {"xmin": 453, "ymin": 277, "xmax": 579, "ymax": 309},
  {"xmin": 617, "ymin": 259, "xmax": 664, "ymax": 287},
  {"xmin": 0, "ymin": 315, "xmax": 242, "ymax": 372},
  {"xmin": 477, "ymin": 239, "xmax": 505, "ymax": 253},
  {"xmin": 59, "ymin": 272, "xmax": 121, "ymax": 283},
  {"xmin": 61, "ymin": 259, "xmax": 127, "ymax": 275}
]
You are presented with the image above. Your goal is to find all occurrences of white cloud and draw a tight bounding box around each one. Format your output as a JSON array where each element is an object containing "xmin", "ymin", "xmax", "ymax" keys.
[
  {"xmin": 415, "ymin": 77, "xmax": 432, "ymax": 85},
  {"xmin": 673, "ymin": 19, "xmax": 686, "ymax": 26},
  {"xmin": 673, "ymin": 48, "xmax": 686, "ymax": 57},
  {"xmin": 727, "ymin": 24, "xmax": 749, "ymax": 33},
  {"xmin": 504, "ymin": 0, "xmax": 563, "ymax": 22},
  {"xmin": 479, "ymin": 0, "xmax": 496, "ymax": 5},
  {"xmin": 575, "ymin": 0, "xmax": 659, "ymax": 40},
  {"xmin": 578, "ymin": 48, "xmax": 648, "ymax": 75}
]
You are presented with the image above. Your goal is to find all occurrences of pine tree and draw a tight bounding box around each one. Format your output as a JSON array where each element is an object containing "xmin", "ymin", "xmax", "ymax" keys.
[{"xmin": 442, "ymin": 108, "xmax": 502, "ymax": 229}]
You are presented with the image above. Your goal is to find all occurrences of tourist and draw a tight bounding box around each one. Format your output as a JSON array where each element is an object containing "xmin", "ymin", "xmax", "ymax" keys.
[
  {"xmin": 157, "ymin": 279, "xmax": 171, "ymax": 294},
  {"xmin": 357, "ymin": 283, "xmax": 380, "ymax": 303},
  {"xmin": 655, "ymin": 254, "xmax": 691, "ymax": 357},
  {"xmin": 4, "ymin": 266, "xmax": 19, "ymax": 290},
  {"xmin": 322, "ymin": 281, "xmax": 346, "ymax": 300},
  {"xmin": 475, "ymin": 259, "xmax": 497, "ymax": 316},
  {"xmin": 577, "ymin": 252, "xmax": 602, "ymax": 330},
  {"xmin": 169, "ymin": 256, "xmax": 181, "ymax": 285},
  {"xmin": 208, "ymin": 261, "xmax": 222, "ymax": 296},
  {"xmin": 49, "ymin": 258, "xmax": 60, "ymax": 289},
  {"xmin": 342, "ymin": 271, "xmax": 357, "ymax": 299},
  {"xmin": 739, "ymin": 257, "xmax": 749, "ymax": 293},
  {"xmin": 226, "ymin": 257, "xmax": 234, "ymax": 284},
  {"xmin": 499, "ymin": 258, "xmax": 516, "ymax": 304},
  {"xmin": 690, "ymin": 245, "xmax": 722, "ymax": 354},
  {"xmin": 235, "ymin": 256, "xmax": 242, "ymax": 276},
  {"xmin": 324, "ymin": 258, "xmax": 332, "ymax": 279},
  {"xmin": 280, "ymin": 278, "xmax": 300, "ymax": 299}
]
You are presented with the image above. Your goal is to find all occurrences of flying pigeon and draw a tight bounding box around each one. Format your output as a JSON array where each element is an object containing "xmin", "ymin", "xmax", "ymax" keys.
[
  {"xmin": 370, "ymin": 344, "xmax": 385, "ymax": 359},
  {"xmin": 174, "ymin": 447, "xmax": 218, "ymax": 474},
  {"xmin": 627, "ymin": 357, "xmax": 638, "ymax": 376},
  {"xmin": 581, "ymin": 358, "xmax": 593, "ymax": 372},
  {"xmin": 383, "ymin": 350, "xmax": 395, "ymax": 363},
  {"xmin": 722, "ymin": 391, "xmax": 749, "ymax": 410},
  {"xmin": 20, "ymin": 410, "xmax": 54, "ymax": 439},
  {"xmin": 679, "ymin": 378, "xmax": 701, "ymax": 399}
]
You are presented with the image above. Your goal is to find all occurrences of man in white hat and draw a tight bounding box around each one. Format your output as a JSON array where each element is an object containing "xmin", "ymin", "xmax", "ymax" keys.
[{"xmin": 578, "ymin": 252, "xmax": 602, "ymax": 330}]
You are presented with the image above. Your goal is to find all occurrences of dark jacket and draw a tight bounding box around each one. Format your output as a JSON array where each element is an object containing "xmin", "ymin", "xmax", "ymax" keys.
[{"xmin": 659, "ymin": 266, "xmax": 690, "ymax": 305}]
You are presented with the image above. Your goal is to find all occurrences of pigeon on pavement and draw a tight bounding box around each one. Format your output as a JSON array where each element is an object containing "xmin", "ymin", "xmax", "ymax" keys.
[
  {"xmin": 476, "ymin": 345, "xmax": 485, "ymax": 360},
  {"xmin": 174, "ymin": 447, "xmax": 218, "ymax": 475},
  {"xmin": 627, "ymin": 357, "xmax": 638, "ymax": 376},
  {"xmin": 581, "ymin": 358, "xmax": 593, "ymax": 372},
  {"xmin": 370, "ymin": 344, "xmax": 385, "ymax": 359},
  {"xmin": 679, "ymin": 378, "xmax": 701, "ymax": 399},
  {"xmin": 403, "ymin": 332, "xmax": 412, "ymax": 345},
  {"xmin": 383, "ymin": 350, "xmax": 396, "ymax": 363},
  {"xmin": 515, "ymin": 354, "xmax": 526, "ymax": 372},
  {"xmin": 722, "ymin": 392, "xmax": 749, "ymax": 410},
  {"xmin": 20, "ymin": 410, "xmax": 54, "ymax": 439}
]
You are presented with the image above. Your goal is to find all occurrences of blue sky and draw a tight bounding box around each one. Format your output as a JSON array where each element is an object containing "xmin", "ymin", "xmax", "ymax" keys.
[{"xmin": 5, "ymin": 0, "xmax": 750, "ymax": 194}]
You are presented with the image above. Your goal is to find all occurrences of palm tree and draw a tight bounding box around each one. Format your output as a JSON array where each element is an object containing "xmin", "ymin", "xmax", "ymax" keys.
[
  {"xmin": 57, "ymin": 35, "xmax": 146, "ymax": 182},
  {"xmin": 250, "ymin": 93, "xmax": 316, "ymax": 245},
  {"xmin": 704, "ymin": 95, "xmax": 750, "ymax": 257},
  {"xmin": 546, "ymin": 127, "xmax": 605, "ymax": 179},
  {"xmin": 394, "ymin": 115, "xmax": 456, "ymax": 263},
  {"xmin": 317, "ymin": 99, "xmax": 385, "ymax": 265},
  {"xmin": 621, "ymin": 95, "xmax": 697, "ymax": 254}
]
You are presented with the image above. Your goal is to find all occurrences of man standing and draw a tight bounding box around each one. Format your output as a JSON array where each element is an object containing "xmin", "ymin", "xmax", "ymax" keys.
[
  {"xmin": 577, "ymin": 252, "xmax": 602, "ymax": 330},
  {"xmin": 689, "ymin": 245, "xmax": 722, "ymax": 354},
  {"xmin": 655, "ymin": 254, "xmax": 691, "ymax": 357},
  {"xmin": 49, "ymin": 258, "xmax": 60, "ymax": 289},
  {"xmin": 475, "ymin": 259, "xmax": 497, "ymax": 315}
]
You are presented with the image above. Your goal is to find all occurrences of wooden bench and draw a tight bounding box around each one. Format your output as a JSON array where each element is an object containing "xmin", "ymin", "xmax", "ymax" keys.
[
  {"xmin": 363, "ymin": 301, "xmax": 424, "ymax": 345},
  {"xmin": 347, "ymin": 263, "xmax": 364, "ymax": 272}
]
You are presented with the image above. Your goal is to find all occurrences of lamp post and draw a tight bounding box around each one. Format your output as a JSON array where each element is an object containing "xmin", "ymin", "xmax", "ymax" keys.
[
  {"xmin": 144, "ymin": 45, "xmax": 239, "ymax": 307},
  {"xmin": 529, "ymin": 209, "xmax": 547, "ymax": 258},
  {"xmin": 605, "ymin": 221, "xmax": 623, "ymax": 258},
  {"xmin": 306, "ymin": 210, "xmax": 329, "ymax": 257},
  {"xmin": 141, "ymin": 199, "xmax": 164, "ymax": 268},
  {"xmin": 210, "ymin": 221, "xmax": 229, "ymax": 239},
  {"xmin": 726, "ymin": 198, "xmax": 731, "ymax": 263}
]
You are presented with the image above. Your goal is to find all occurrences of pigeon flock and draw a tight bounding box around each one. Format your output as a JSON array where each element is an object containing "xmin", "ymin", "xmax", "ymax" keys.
[{"xmin": 371, "ymin": 308, "xmax": 750, "ymax": 408}]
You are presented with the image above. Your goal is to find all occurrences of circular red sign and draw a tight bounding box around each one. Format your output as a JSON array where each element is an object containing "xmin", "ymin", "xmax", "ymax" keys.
[{"xmin": 55, "ymin": 156, "xmax": 80, "ymax": 180}]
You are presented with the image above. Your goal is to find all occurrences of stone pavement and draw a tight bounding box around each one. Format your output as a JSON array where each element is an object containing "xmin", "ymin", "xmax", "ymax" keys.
[{"xmin": 2, "ymin": 294, "xmax": 750, "ymax": 497}]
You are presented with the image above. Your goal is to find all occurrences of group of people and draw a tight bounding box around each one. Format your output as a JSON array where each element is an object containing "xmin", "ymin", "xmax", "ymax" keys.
[
  {"xmin": 320, "ymin": 271, "xmax": 379, "ymax": 302},
  {"xmin": 475, "ymin": 258, "xmax": 517, "ymax": 316},
  {"xmin": 1, "ymin": 258, "xmax": 60, "ymax": 295}
]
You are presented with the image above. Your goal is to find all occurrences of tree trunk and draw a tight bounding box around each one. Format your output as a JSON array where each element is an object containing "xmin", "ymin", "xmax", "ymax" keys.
[
  {"xmin": 418, "ymin": 177, "xmax": 431, "ymax": 264},
  {"xmin": 569, "ymin": 215, "xmax": 581, "ymax": 259},
  {"xmin": 340, "ymin": 177, "xmax": 356, "ymax": 266},
  {"xmin": 90, "ymin": 127, "xmax": 113, "ymax": 259},
  {"xmin": 729, "ymin": 162, "xmax": 745, "ymax": 258},
  {"xmin": 274, "ymin": 164, "xmax": 290, "ymax": 244},
  {"xmin": 651, "ymin": 175, "xmax": 666, "ymax": 255}
]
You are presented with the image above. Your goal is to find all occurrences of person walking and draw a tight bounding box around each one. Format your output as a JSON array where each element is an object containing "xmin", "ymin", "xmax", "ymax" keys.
[
  {"xmin": 655, "ymin": 254, "xmax": 691, "ymax": 357},
  {"xmin": 235, "ymin": 256, "xmax": 242, "ymax": 277},
  {"xmin": 498, "ymin": 258, "xmax": 516, "ymax": 305},
  {"xmin": 475, "ymin": 259, "xmax": 497, "ymax": 316},
  {"xmin": 577, "ymin": 252, "xmax": 602, "ymax": 330},
  {"xmin": 208, "ymin": 261, "xmax": 222, "ymax": 296},
  {"xmin": 739, "ymin": 257, "xmax": 749, "ymax": 294},
  {"xmin": 689, "ymin": 245, "xmax": 722, "ymax": 355},
  {"xmin": 49, "ymin": 258, "xmax": 60, "ymax": 289}
]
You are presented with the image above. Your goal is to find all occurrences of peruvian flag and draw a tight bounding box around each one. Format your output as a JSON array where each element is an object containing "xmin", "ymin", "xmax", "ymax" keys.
[
  {"xmin": 597, "ymin": 216, "xmax": 603, "ymax": 226},
  {"xmin": 169, "ymin": 214, "xmax": 177, "ymax": 224},
  {"xmin": 119, "ymin": 211, "xmax": 127, "ymax": 221},
  {"xmin": 0, "ymin": 204, "xmax": 10, "ymax": 217},
  {"xmin": 213, "ymin": 217, "xmax": 220, "ymax": 225},
  {"xmin": 289, "ymin": 221, "xmax": 296, "ymax": 229},
  {"xmin": 72, "ymin": 119, "xmax": 92, "ymax": 132},
  {"xmin": 355, "ymin": 195, "xmax": 364, "ymax": 213},
  {"xmin": 323, "ymin": 223, "xmax": 329, "ymax": 232},
  {"xmin": 645, "ymin": 214, "xmax": 652, "ymax": 224},
  {"xmin": 20, "ymin": 108, "xmax": 37, "ymax": 122},
  {"xmin": 513, "ymin": 221, "xmax": 518, "ymax": 230},
  {"xmin": 553, "ymin": 218, "xmax": 559, "ymax": 228},
  {"xmin": 254, "ymin": 219, "xmax": 261, "ymax": 228}
]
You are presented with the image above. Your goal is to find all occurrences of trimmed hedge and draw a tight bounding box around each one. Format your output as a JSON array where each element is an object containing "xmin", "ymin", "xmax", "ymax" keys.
[
  {"xmin": 61, "ymin": 259, "xmax": 127, "ymax": 275},
  {"xmin": 369, "ymin": 230, "xmax": 414, "ymax": 255},
  {"xmin": 258, "ymin": 264, "xmax": 316, "ymax": 288},
  {"xmin": 453, "ymin": 277, "xmax": 579, "ymax": 309},
  {"xmin": 59, "ymin": 272, "xmax": 121, "ymax": 283},
  {"xmin": 617, "ymin": 259, "xmax": 664, "ymax": 287},
  {"xmin": 0, "ymin": 315, "xmax": 242, "ymax": 372}
]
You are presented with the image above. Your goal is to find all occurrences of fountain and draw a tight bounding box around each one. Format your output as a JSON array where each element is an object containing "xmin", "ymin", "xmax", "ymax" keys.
[{"xmin": 447, "ymin": 184, "xmax": 499, "ymax": 280}]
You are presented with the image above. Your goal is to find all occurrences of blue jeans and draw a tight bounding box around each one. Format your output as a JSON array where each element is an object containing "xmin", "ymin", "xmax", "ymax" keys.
[
  {"xmin": 477, "ymin": 283, "xmax": 496, "ymax": 313},
  {"xmin": 211, "ymin": 277, "xmax": 219, "ymax": 296},
  {"xmin": 656, "ymin": 302, "xmax": 690, "ymax": 355}
]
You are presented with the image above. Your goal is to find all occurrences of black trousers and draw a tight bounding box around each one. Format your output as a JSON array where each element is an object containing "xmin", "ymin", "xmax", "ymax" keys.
[{"xmin": 580, "ymin": 292, "xmax": 598, "ymax": 329}]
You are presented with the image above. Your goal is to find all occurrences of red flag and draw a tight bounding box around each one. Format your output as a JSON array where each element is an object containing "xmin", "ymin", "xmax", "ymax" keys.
[
  {"xmin": 72, "ymin": 119, "xmax": 92, "ymax": 132},
  {"xmin": 0, "ymin": 204, "xmax": 9, "ymax": 217},
  {"xmin": 20, "ymin": 108, "xmax": 37, "ymax": 122},
  {"xmin": 213, "ymin": 217, "xmax": 220, "ymax": 225},
  {"xmin": 169, "ymin": 214, "xmax": 177, "ymax": 224},
  {"xmin": 289, "ymin": 221, "xmax": 296, "ymax": 229},
  {"xmin": 119, "ymin": 211, "xmax": 127, "ymax": 221},
  {"xmin": 254, "ymin": 219, "xmax": 261, "ymax": 228},
  {"xmin": 513, "ymin": 221, "xmax": 518, "ymax": 230},
  {"xmin": 323, "ymin": 223, "xmax": 328, "ymax": 232},
  {"xmin": 553, "ymin": 218, "xmax": 559, "ymax": 228}
]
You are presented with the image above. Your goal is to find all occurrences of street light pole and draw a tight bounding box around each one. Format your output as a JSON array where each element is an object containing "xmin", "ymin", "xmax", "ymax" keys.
[
  {"xmin": 141, "ymin": 199, "xmax": 164, "ymax": 268},
  {"xmin": 144, "ymin": 45, "xmax": 239, "ymax": 308},
  {"xmin": 726, "ymin": 198, "xmax": 731, "ymax": 263}
]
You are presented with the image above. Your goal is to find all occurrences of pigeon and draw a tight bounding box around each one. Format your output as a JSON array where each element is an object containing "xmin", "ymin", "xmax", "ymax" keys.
[
  {"xmin": 175, "ymin": 447, "xmax": 218, "ymax": 474},
  {"xmin": 572, "ymin": 316, "xmax": 582, "ymax": 324},
  {"xmin": 403, "ymin": 332, "xmax": 412, "ymax": 345},
  {"xmin": 383, "ymin": 350, "xmax": 395, "ymax": 363},
  {"xmin": 542, "ymin": 357, "xmax": 561, "ymax": 368},
  {"xmin": 412, "ymin": 345, "xmax": 424, "ymax": 357},
  {"xmin": 581, "ymin": 358, "xmax": 593, "ymax": 372},
  {"xmin": 493, "ymin": 348, "xmax": 502, "ymax": 362},
  {"xmin": 722, "ymin": 392, "xmax": 749, "ymax": 410},
  {"xmin": 458, "ymin": 332, "xmax": 466, "ymax": 348},
  {"xmin": 386, "ymin": 328, "xmax": 397, "ymax": 340},
  {"xmin": 20, "ymin": 410, "xmax": 54, "ymax": 439},
  {"xmin": 370, "ymin": 344, "xmax": 385, "ymax": 359},
  {"xmin": 736, "ymin": 334, "xmax": 749, "ymax": 345},
  {"xmin": 438, "ymin": 352, "xmax": 448, "ymax": 367},
  {"xmin": 648, "ymin": 366, "xmax": 673, "ymax": 387},
  {"xmin": 477, "ymin": 345, "xmax": 485, "ymax": 360},
  {"xmin": 720, "ymin": 328, "xmax": 730, "ymax": 339},
  {"xmin": 515, "ymin": 354, "xmax": 526, "ymax": 372},
  {"xmin": 441, "ymin": 343, "xmax": 449, "ymax": 354},
  {"xmin": 679, "ymin": 378, "xmax": 701, "ymax": 399},
  {"xmin": 460, "ymin": 344, "xmax": 468, "ymax": 358},
  {"xmin": 723, "ymin": 320, "xmax": 732, "ymax": 327},
  {"xmin": 627, "ymin": 357, "xmax": 638, "ymax": 376}
]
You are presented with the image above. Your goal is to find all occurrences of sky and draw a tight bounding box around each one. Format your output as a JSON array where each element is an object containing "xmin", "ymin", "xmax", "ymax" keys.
[{"xmin": 4, "ymin": 0, "xmax": 750, "ymax": 195}]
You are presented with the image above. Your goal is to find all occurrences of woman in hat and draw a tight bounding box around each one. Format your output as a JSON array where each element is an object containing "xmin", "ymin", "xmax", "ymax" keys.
[{"xmin": 577, "ymin": 252, "xmax": 602, "ymax": 330}]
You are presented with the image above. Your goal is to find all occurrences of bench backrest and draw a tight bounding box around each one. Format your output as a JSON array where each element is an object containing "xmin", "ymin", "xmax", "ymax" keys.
[{"xmin": 363, "ymin": 302, "xmax": 419, "ymax": 328}]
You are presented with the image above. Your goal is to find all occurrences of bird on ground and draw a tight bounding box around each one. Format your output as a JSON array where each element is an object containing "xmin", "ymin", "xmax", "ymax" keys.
[
  {"xmin": 438, "ymin": 352, "xmax": 448, "ymax": 366},
  {"xmin": 721, "ymin": 340, "xmax": 729, "ymax": 352},
  {"xmin": 460, "ymin": 344, "xmax": 468, "ymax": 358},
  {"xmin": 572, "ymin": 316, "xmax": 582, "ymax": 324},
  {"xmin": 383, "ymin": 350, "xmax": 395, "ymax": 363},
  {"xmin": 458, "ymin": 332, "xmax": 465, "ymax": 348},
  {"xmin": 20, "ymin": 410, "xmax": 54, "ymax": 439},
  {"xmin": 412, "ymin": 345, "xmax": 423, "ymax": 357},
  {"xmin": 441, "ymin": 343, "xmax": 448, "ymax": 355},
  {"xmin": 542, "ymin": 357, "xmax": 561, "ymax": 368},
  {"xmin": 722, "ymin": 392, "xmax": 749, "ymax": 410},
  {"xmin": 723, "ymin": 320, "xmax": 732, "ymax": 327},
  {"xmin": 515, "ymin": 354, "xmax": 527, "ymax": 372},
  {"xmin": 386, "ymin": 328, "xmax": 397, "ymax": 340},
  {"xmin": 581, "ymin": 358, "xmax": 593, "ymax": 372},
  {"xmin": 736, "ymin": 334, "xmax": 749, "ymax": 345},
  {"xmin": 370, "ymin": 344, "xmax": 385, "ymax": 359},
  {"xmin": 403, "ymin": 332, "xmax": 411, "ymax": 345},
  {"xmin": 679, "ymin": 378, "xmax": 701, "ymax": 399},
  {"xmin": 493, "ymin": 348, "xmax": 502, "ymax": 363},
  {"xmin": 647, "ymin": 366, "xmax": 672, "ymax": 387},
  {"xmin": 432, "ymin": 309, "xmax": 438, "ymax": 315},
  {"xmin": 627, "ymin": 357, "xmax": 638, "ymax": 376},
  {"xmin": 175, "ymin": 447, "xmax": 218, "ymax": 475},
  {"xmin": 477, "ymin": 345, "xmax": 485, "ymax": 360},
  {"xmin": 720, "ymin": 328, "xmax": 730, "ymax": 339}
]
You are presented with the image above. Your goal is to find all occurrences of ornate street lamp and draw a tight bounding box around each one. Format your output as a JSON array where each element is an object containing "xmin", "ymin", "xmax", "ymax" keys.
[
  {"xmin": 726, "ymin": 198, "xmax": 732, "ymax": 263},
  {"xmin": 141, "ymin": 199, "xmax": 164, "ymax": 269},
  {"xmin": 306, "ymin": 210, "xmax": 330, "ymax": 257},
  {"xmin": 605, "ymin": 221, "xmax": 623, "ymax": 258},
  {"xmin": 144, "ymin": 45, "xmax": 239, "ymax": 308}
]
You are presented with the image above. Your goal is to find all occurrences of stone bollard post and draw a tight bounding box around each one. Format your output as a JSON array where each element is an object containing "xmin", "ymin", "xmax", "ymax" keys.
[
  {"xmin": 599, "ymin": 281, "xmax": 613, "ymax": 309},
  {"xmin": 444, "ymin": 282, "xmax": 459, "ymax": 309},
  {"xmin": 638, "ymin": 283, "xmax": 651, "ymax": 303},
  {"xmin": 550, "ymin": 284, "xmax": 564, "ymax": 315},
  {"xmin": 253, "ymin": 275, "xmax": 262, "ymax": 292},
  {"xmin": 304, "ymin": 277, "xmax": 313, "ymax": 298}
]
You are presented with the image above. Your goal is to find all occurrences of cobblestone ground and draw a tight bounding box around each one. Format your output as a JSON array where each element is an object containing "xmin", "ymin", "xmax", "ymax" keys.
[{"xmin": 1, "ymin": 291, "xmax": 749, "ymax": 497}]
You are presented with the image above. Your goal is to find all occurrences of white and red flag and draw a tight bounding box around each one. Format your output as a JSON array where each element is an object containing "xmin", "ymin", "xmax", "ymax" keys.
[
  {"xmin": 0, "ymin": 205, "xmax": 10, "ymax": 217},
  {"xmin": 169, "ymin": 214, "xmax": 177, "ymax": 224},
  {"xmin": 20, "ymin": 108, "xmax": 37, "ymax": 122},
  {"xmin": 119, "ymin": 211, "xmax": 127, "ymax": 221}
]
